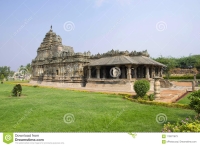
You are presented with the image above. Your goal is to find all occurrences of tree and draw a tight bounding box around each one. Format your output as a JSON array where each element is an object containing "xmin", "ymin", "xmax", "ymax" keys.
[
  {"xmin": 0, "ymin": 66, "xmax": 11, "ymax": 79},
  {"xmin": 177, "ymin": 56, "xmax": 196, "ymax": 69},
  {"xmin": 0, "ymin": 74, "xmax": 4, "ymax": 81},
  {"xmin": 26, "ymin": 63, "xmax": 32, "ymax": 73},
  {"xmin": 9, "ymin": 71, "xmax": 15, "ymax": 77},
  {"xmin": 193, "ymin": 55, "xmax": 200, "ymax": 71},
  {"xmin": 154, "ymin": 57, "xmax": 177, "ymax": 79}
]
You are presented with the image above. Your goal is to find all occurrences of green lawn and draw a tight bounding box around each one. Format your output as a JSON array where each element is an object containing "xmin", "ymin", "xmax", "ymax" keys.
[
  {"xmin": 177, "ymin": 92, "xmax": 191, "ymax": 104},
  {"xmin": 0, "ymin": 82, "xmax": 196, "ymax": 132}
]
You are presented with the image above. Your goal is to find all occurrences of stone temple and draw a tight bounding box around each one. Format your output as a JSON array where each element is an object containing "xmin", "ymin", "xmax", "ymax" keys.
[{"xmin": 30, "ymin": 27, "xmax": 166, "ymax": 91}]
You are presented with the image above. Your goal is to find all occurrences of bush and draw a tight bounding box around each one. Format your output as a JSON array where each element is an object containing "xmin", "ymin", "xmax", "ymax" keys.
[
  {"xmin": 162, "ymin": 114, "xmax": 200, "ymax": 132},
  {"xmin": 188, "ymin": 90, "xmax": 200, "ymax": 114},
  {"xmin": 149, "ymin": 94, "xmax": 155, "ymax": 101},
  {"xmin": 134, "ymin": 79, "xmax": 150, "ymax": 97},
  {"xmin": 12, "ymin": 84, "xmax": 22, "ymax": 97},
  {"xmin": 196, "ymin": 74, "xmax": 200, "ymax": 79},
  {"xmin": 136, "ymin": 94, "xmax": 155, "ymax": 101},
  {"xmin": 123, "ymin": 96, "xmax": 191, "ymax": 109},
  {"xmin": 142, "ymin": 95, "xmax": 149, "ymax": 100},
  {"xmin": 163, "ymin": 74, "xmax": 200, "ymax": 80}
]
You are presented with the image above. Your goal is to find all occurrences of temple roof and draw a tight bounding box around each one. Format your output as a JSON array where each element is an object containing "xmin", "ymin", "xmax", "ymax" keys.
[
  {"xmin": 37, "ymin": 26, "xmax": 62, "ymax": 51},
  {"xmin": 88, "ymin": 55, "xmax": 166, "ymax": 67}
]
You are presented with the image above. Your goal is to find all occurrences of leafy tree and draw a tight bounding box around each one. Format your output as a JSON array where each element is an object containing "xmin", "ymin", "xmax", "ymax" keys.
[
  {"xmin": 178, "ymin": 56, "xmax": 196, "ymax": 69},
  {"xmin": 1, "ymin": 74, "xmax": 5, "ymax": 80},
  {"xmin": 0, "ymin": 66, "xmax": 10, "ymax": 79},
  {"xmin": 9, "ymin": 71, "xmax": 15, "ymax": 77},
  {"xmin": 26, "ymin": 63, "xmax": 32, "ymax": 73},
  {"xmin": 193, "ymin": 55, "xmax": 200, "ymax": 71},
  {"xmin": 188, "ymin": 90, "xmax": 200, "ymax": 114},
  {"xmin": 154, "ymin": 57, "xmax": 177, "ymax": 79},
  {"xmin": 154, "ymin": 54, "xmax": 200, "ymax": 78},
  {"xmin": 0, "ymin": 74, "xmax": 4, "ymax": 82}
]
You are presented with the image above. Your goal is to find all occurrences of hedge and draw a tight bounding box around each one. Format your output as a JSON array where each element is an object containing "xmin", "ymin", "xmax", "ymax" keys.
[
  {"xmin": 163, "ymin": 74, "xmax": 200, "ymax": 80},
  {"xmin": 123, "ymin": 96, "xmax": 191, "ymax": 109}
]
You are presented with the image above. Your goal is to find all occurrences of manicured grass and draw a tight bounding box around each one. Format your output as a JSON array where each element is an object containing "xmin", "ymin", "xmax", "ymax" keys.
[
  {"xmin": 177, "ymin": 92, "xmax": 191, "ymax": 105},
  {"xmin": 0, "ymin": 82, "xmax": 196, "ymax": 132}
]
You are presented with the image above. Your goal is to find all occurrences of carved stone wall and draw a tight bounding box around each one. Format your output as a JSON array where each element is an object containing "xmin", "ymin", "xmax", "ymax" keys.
[
  {"xmin": 31, "ymin": 27, "xmax": 154, "ymax": 87},
  {"xmin": 31, "ymin": 27, "xmax": 90, "ymax": 85}
]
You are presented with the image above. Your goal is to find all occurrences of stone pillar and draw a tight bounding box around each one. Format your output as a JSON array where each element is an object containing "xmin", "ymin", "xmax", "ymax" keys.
[
  {"xmin": 115, "ymin": 65, "xmax": 120, "ymax": 79},
  {"xmin": 137, "ymin": 67, "xmax": 140, "ymax": 78},
  {"xmin": 140, "ymin": 67, "xmax": 143, "ymax": 78},
  {"xmin": 40, "ymin": 66, "xmax": 42, "ymax": 75},
  {"xmin": 154, "ymin": 77, "xmax": 161, "ymax": 99},
  {"xmin": 96, "ymin": 66, "xmax": 100, "ymax": 79},
  {"xmin": 149, "ymin": 66, "xmax": 152, "ymax": 78},
  {"xmin": 194, "ymin": 74, "xmax": 197, "ymax": 82},
  {"xmin": 146, "ymin": 66, "xmax": 150, "ymax": 79},
  {"xmin": 158, "ymin": 67, "xmax": 161, "ymax": 77},
  {"xmin": 192, "ymin": 81, "xmax": 195, "ymax": 91},
  {"xmin": 134, "ymin": 66, "xmax": 137, "ymax": 78},
  {"xmin": 41, "ymin": 66, "xmax": 43, "ymax": 75},
  {"xmin": 38, "ymin": 66, "xmax": 40, "ymax": 75},
  {"xmin": 160, "ymin": 67, "xmax": 163, "ymax": 77},
  {"xmin": 58, "ymin": 67, "xmax": 60, "ymax": 76},
  {"xmin": 60, "ymin": 66, "xmax": 62, "ymax": 76},
  {"xmin": 103, "ymin": 67, "xmax": 106, "ymax": 79},
  {"xmin": 62, "ymin": 66, "xmax": 64, "ymax": 76},
  {"xmin": 126, "ymin": 65, "xmax": 131, "ymax": 80},
  {"xmin": 61, "ymin": 66, "xmax": 63, "ymax": 76},
  {"xmin": 152, "ymin": 67, "xmax": 155, "ymax": 78},
  {"xmin": 88, "ymin": 66, "xmax": 91, "ymax": 78},
  {"xmin": 36, "ymin": 67, "xmax": 38, "ymax": 75},
  {"xmin": 122, "ymin": 67, "xmax": 126, "ymax": 79}
]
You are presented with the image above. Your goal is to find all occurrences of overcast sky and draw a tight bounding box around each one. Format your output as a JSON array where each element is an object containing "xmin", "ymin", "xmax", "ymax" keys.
[{"xmin": 0, "ymin": 0, "xmax": 200, "ymax": 71}]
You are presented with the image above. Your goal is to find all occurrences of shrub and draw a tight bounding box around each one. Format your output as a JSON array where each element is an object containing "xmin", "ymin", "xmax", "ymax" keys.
[
  {"xmin": 123, "ymin": 96, "xmax": 191, "ymax": 109},
  {"xmin": 149, "ymin": 94, "xmax": 155, "ymax": 101},
  {"xmin": 0, "ymin": 74, "xmax": 4, "ymax": 84},
  {"xmin": 162, "ymin": 114, "xmax": 200, "ymax": 132},
  {"xmin": 142, "ymin": 95, "xmax": 149, "ymax": 100},
  {"xmin": 163, "ymin": 74, "xmax": 200, "ymax": 80},
  {"xmin": 12, "ymin": 84, "xmax": 22, "ymax": 97},
  {"xmin": 188, "ymin": 90, "xmax": 200, "ymax": 114},
  {"xmin": 134, "ymin": 80, "xmax": 150, "ymax": 97},
  {"xmin": 196, "ymin": 74, "xmax": 200, "ymax": 79}
]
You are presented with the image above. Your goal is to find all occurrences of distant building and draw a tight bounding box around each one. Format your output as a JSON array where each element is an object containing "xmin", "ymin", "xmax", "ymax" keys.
[
  {"xmin": 13, "ymin": 67, "xmax": 31, "ymax": 80},
  {"xmin": 31, "ymin": 27, "xmax": 165, "ymax": 91}
]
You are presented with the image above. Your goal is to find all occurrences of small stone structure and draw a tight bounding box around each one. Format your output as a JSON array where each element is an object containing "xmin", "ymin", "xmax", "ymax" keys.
[
  {"xmin": 192, "ymin": 81, "xmax": 195, "ymax": 91},
  {"xmin": 194, "ymin": 74, "xmax": 197, "ymax": 81},
  {"xmin": 154, "ymin": 77, "xmax": 161, "ymax": 99},
  {"xmin": 160, "ymin": 79, "xmax": 173, "ymax": 88}
]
